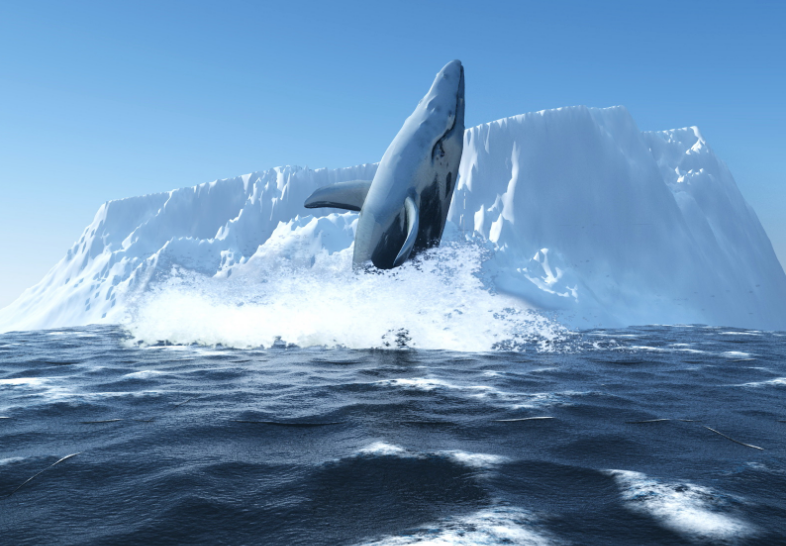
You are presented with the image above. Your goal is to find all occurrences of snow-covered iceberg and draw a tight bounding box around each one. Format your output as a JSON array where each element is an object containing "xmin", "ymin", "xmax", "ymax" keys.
[
  {"xmin": 450, "ymin": 106, "xmax": 786, "ymax": 330},
  {"xmin": 1, "ymin": 105, "xmax": 784, "ymax": 338}
]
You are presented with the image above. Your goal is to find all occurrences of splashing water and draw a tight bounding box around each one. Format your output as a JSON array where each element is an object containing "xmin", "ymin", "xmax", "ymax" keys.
[{"xmin": 123, "ymin": 243, "xmax": 568, "ymax": 351}]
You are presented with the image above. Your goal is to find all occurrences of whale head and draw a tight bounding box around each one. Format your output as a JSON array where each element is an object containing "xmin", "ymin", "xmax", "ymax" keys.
[{"xmin": 353, "ymin": 60, "xmax": 465, "ymax": 269}]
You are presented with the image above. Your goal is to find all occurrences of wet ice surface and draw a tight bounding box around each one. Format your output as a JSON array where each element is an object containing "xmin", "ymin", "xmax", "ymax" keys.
[{"xmin": 0, "ymin": 325, "xmax": 785, "ymax": 545}]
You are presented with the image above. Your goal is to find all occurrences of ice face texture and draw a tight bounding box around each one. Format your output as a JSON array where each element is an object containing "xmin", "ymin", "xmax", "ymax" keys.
[
  {"xmin": 1, "ymin": 105, "xmax": 784, "ymax": 333},
  {"xmin": 449, "ymin": 106, "xmax": 786, "ymax": 329}
]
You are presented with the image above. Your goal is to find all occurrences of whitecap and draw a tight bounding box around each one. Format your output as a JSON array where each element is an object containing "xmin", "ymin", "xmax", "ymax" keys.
[
  {"xmin": 625, "ymin": 345, "xmax": 668, "ymax": 352},
  {"xmin": 605, "ymin": 469, "xmax": 756, "ymax": 542},
  {"xmin": 355, "ymin": 506, "xmax": 558, "ymax": 546},
  {"xmin": 0, "ymin": 377, "xmax": 71, "ymax": 407},
  {"xmin": 441, "ymin": 450, "xmax": 507, "ymax": 469},
  {"xmin": 736, "ymin": 378, "xmax": 786, "ymax": 388},
  {"xmin": 721, "ymin": 351, "xmax": 754, "ymax": 359},
  {"xmin": 667, "ymin": 343, "xmax": 709, "ymax": 355},
  {"xmin": 1, "ymin": 376, "xmax": 164, "ymax": 411},
  {"xmin": 745, "ymin": 462, "xmax": 786, "ymax": 475},
  {"xmin": 354, "ymin": 442, "xmax": 507, "ymax": 470},
  {"xmin": 372, "ymin": 377, "xmax": 584, "ymax": 410},
  {"xmin": 0, "ymin": 377, "xmax": 47, "ymax": 387},
  {"xmin": 508, "ymin": 390, "xmax": 594, "ymax": 410},
  {"xmin": 122, "ymin": 370, "xmax": 167, "ymax": 380},
  {"xmin": 0, "ymin": 457, "xmax": 25, "ymax": 466},
  {"xmin": 374, "ymin": 377, "xmax": 494, "ymax": 394},
  {"xmin": 358, "ymin": 442, "xmax": 408, "ymax": 457}
]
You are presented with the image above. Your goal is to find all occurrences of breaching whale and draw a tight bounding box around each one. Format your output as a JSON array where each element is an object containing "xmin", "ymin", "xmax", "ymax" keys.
[{"xmin": 304, "ymin": 60, "xmax": 465, "ymax": 269}]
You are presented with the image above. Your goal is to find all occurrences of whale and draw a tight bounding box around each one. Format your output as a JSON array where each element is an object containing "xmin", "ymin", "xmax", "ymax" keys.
[{"xmin": 304, "ymin": 60, "xmax": 465, "ymax": 269}]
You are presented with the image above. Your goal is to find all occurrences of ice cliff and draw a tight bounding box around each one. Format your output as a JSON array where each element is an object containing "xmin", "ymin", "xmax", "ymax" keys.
[
  {"xmin": 450, "ymin": 106, "xmax": 786, "ymax": 330},
  {"xmin": 1, "ymin": 105, "xmax": 784, "ymax": 334}
]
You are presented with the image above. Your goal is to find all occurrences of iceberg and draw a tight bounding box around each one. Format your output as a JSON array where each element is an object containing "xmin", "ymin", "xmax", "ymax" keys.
[
  {"xmin": 449, "ymin": 106, "xmax": 786, "ymax": 330},
  {"xmin": 1, "ymin": 105, "xmax": 784, "ymax": 336}
]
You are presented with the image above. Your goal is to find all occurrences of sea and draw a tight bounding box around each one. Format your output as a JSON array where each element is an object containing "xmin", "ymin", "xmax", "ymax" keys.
[{"xmin": 1, "ymin": 322, "xmax": 784, "ymax": 545}]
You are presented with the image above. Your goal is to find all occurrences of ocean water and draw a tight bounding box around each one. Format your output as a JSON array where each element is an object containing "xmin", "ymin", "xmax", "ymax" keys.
[{"xmin": 0, "ymin": 324, "xmax": 784, "ymax": 545}]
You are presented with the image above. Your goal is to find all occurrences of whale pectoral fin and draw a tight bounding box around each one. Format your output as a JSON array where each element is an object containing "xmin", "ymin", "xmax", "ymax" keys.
[
  {"xmin": 393, "ymin": 195, "xmax": 420, "ymax": 268},
  {"xmin": 303, "ymin": 180, "xmax": 373, "ymax": 211}
]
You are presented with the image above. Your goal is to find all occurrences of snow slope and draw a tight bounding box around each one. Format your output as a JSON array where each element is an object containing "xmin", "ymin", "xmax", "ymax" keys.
[{"xmin": 1, "ymin": 105, "xmax": 784, "ymax": 337}]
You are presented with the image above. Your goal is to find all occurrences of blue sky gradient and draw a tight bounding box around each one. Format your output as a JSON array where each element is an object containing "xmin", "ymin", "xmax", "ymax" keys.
[{"xmin": 1, "ymin": 0, "xmax": 784, "ymax": 308}]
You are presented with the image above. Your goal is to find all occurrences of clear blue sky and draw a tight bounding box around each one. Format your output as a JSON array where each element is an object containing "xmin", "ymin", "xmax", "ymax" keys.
[{"xmin": 1, "ymin": 0, "xmax": 784, "ymax": 308}]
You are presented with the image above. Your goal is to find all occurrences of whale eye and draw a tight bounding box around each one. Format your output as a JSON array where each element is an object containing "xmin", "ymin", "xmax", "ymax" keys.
[{"xmin": 432, "ymin": 141, "xmax": 445, "ymax": 162}]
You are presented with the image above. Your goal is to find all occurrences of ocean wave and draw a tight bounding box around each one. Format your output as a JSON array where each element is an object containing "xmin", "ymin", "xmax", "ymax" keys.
[
  {"xmin": 735, "ymin": 377, "xmax": 786, "ymax": 388},
  {"xmin": 721, "ymin": 351, "xmax": 754, "ymax": 359},
  {"xmin": 371, "ymin": 377, "xmax": 586, "ymax": 410},
  {"xmin": 744, "ymin": 462, "xmax": 786, "ymax": 476},
  {"xmin": 354, "ymin": 506, "xmax": 559, "ymax": 546},
  {"xmin": 353, "ymin": 442, "xmax": 507, "ymax": 470},
  {"xmin": 121, "ymin": 370, "xmax": 168, "ymax": 380},
  {"xmin": 605, "ymin": 469, "xmax": 756, "ymax": 542},
  {"xmin": 0, "ymin": 375, "xmax": 165, "ymax": 411},
  {"xmin": 0, "ymin": 456, "xmax": 25, "ymax": 466}
]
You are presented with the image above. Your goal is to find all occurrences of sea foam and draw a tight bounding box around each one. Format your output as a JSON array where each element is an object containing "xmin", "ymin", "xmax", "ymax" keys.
[
  {"xmin": 124, "ymin": 244, "xmax": 568, "ymax": 351},
  {"xmin": 355, "ymin": 506, "xmax": 558, "ymax": 546},
  {"xmin": 606, "ymin": 469, "xmax": 756, "ymax": 542}
]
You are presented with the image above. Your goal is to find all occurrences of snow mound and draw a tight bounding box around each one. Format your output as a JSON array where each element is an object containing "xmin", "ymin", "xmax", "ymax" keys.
[{"xmin": 1, "ymin": 105, "xmax": 784, "ymax": 338}]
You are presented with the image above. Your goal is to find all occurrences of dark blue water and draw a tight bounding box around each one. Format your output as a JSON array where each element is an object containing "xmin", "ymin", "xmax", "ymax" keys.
[{"xmin": 1, "ymin": 325, "xmax": 784, "ymax": 545}]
